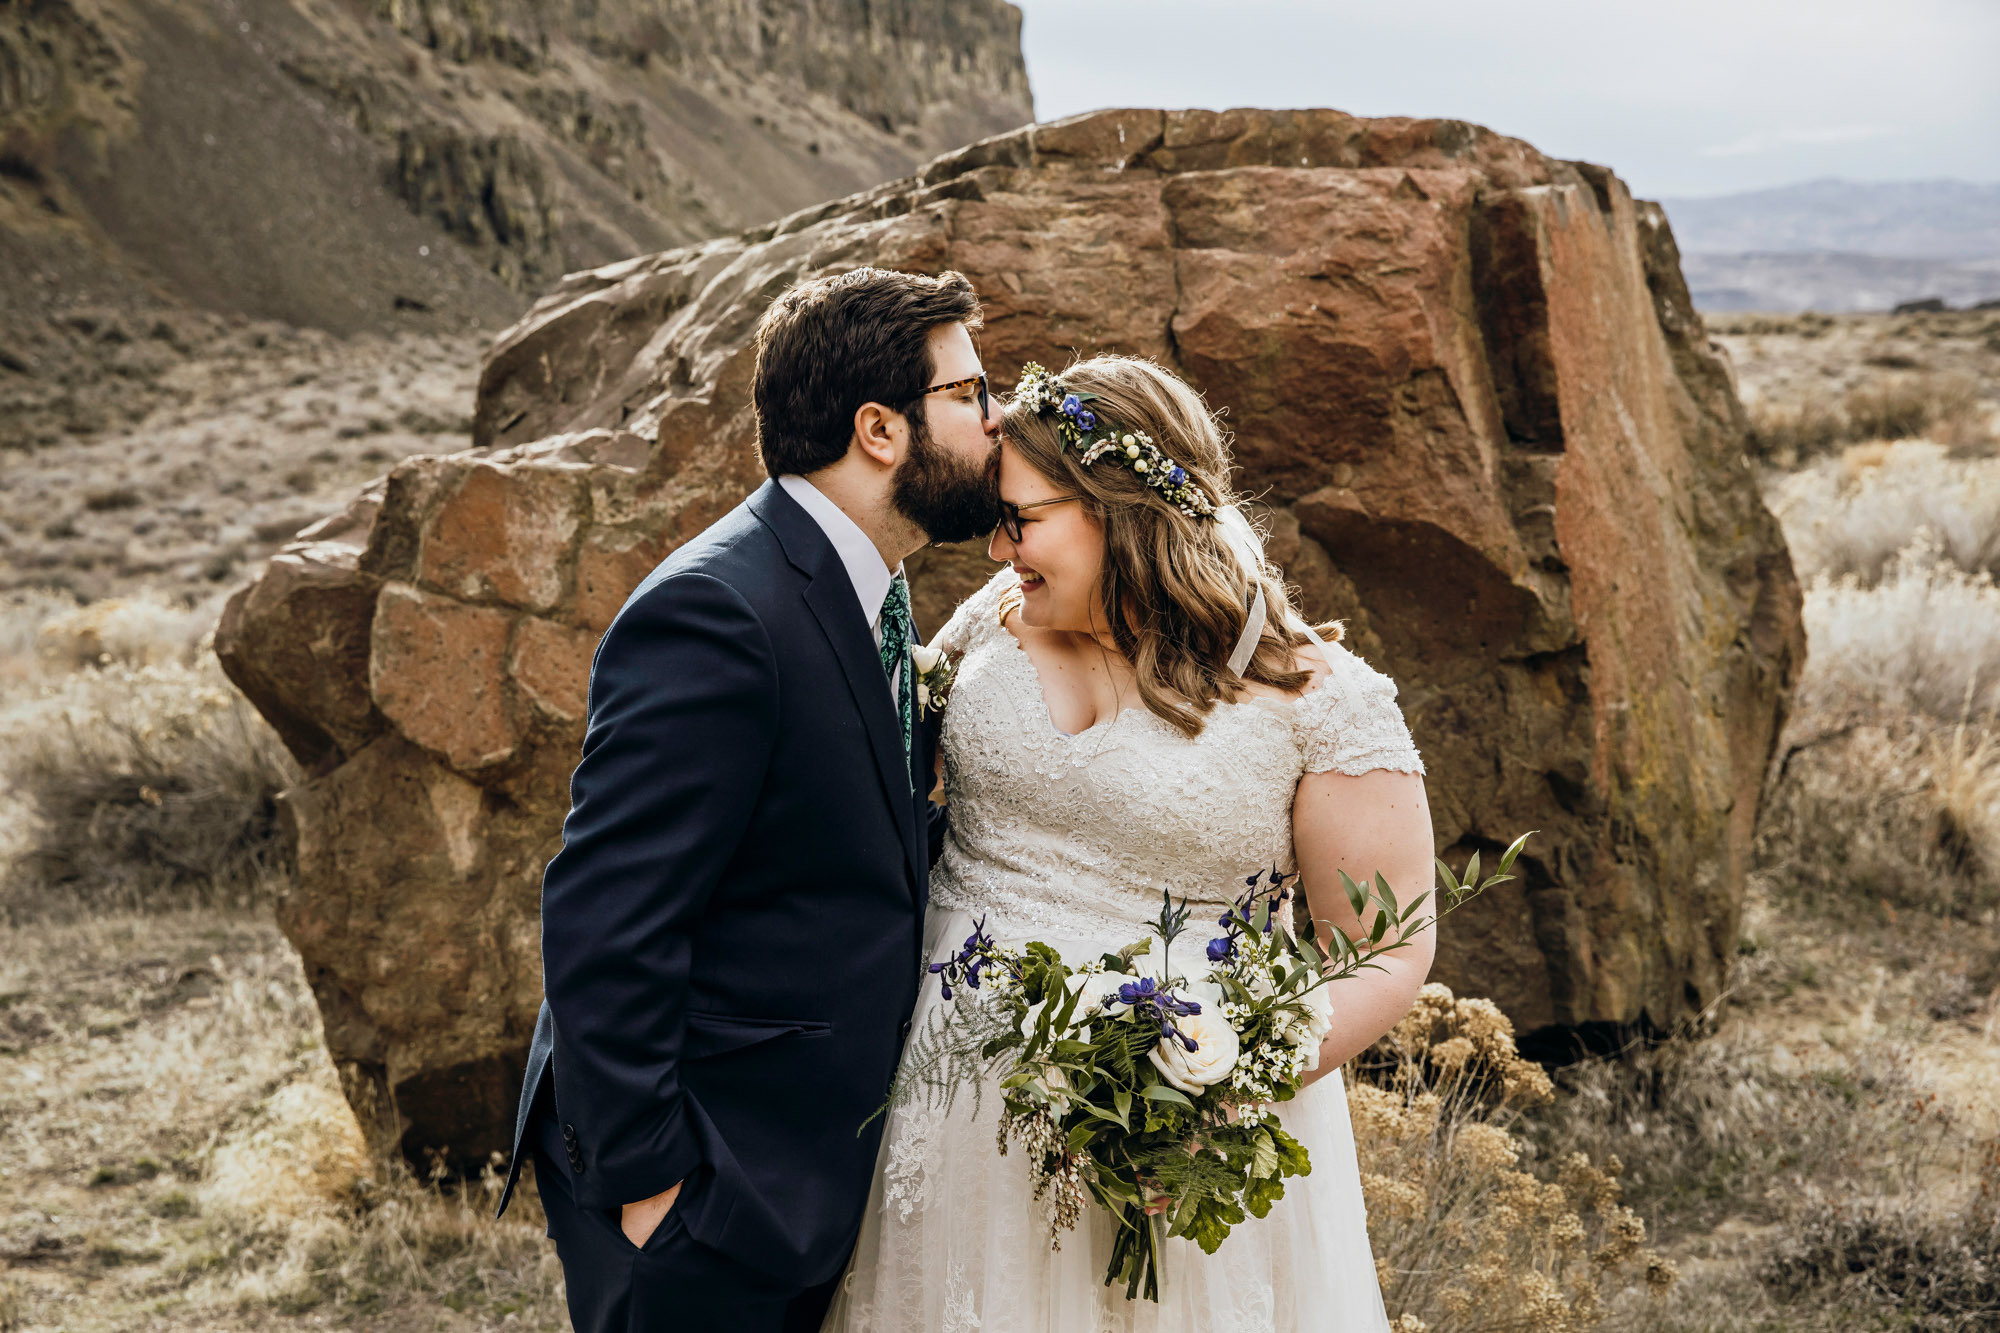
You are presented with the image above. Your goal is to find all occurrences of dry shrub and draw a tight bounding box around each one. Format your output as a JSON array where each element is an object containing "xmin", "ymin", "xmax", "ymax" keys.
[
  {"xmin": 1790, "ymin": 537, "xmax": 2000, "ymax": 724},
  {"xmin": 1530, "ymin": 1030, "xmax": 1966, "ymax": 1244},
  {"xmin": 0, "ymin": 653, "xmax": 299, "ymax": 920},
  {"xmin": 1759, "ymin": 1142, "xmax": 2000, "ymax": 1332},
  {"xmin": 1354, "ymin": 984, "xmax": 1674, "ymax": 1332},
  {"xmin": 1759, "ymin": 715, "xmax": 2000, "ymax": 918},
  {"xmin": 1769, "ymin": 442, "xmax": 2000, "ymax": 586},
  {"xmin": 1745, "ymin": 372, "xmax": 1992, "ymax": 466},
  {"xmin": 1746, "ymin": 399, "xmax": 1845, "ymax": 466}
]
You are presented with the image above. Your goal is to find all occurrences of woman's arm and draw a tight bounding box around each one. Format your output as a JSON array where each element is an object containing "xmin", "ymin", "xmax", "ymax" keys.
[{"xmin": 1291, "ymin": 767, "xmax": 1437, "ymax": 1084}]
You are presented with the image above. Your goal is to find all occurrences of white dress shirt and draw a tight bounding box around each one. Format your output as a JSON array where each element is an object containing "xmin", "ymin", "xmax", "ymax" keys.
[{"xmin": 777, "ymin": 474, "xmax": 904, "ymax": 696}]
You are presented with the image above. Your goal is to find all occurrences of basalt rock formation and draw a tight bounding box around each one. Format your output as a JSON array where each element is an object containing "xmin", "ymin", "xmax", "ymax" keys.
[
  {"xmin": 218, "ymin": 107, "xmax": 1805, "ymax": 1166},
  {"xmin": 0, "ymin": 0, "xmax": 1032, "ymax": 443}
]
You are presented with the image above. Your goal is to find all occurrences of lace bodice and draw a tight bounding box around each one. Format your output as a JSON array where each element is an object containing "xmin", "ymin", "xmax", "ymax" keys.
[{"xmin": 927, "ymin": 570, "xmax": 1425, "ymax": 944}]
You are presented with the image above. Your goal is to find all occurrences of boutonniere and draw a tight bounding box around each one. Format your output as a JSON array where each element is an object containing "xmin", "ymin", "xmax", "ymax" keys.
[{"xmin": 910, "ymin": 642, "xmax": 959, "ymax": 718}]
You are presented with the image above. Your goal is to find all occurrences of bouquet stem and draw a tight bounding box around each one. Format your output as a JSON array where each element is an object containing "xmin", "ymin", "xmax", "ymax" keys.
[{"xmin": 1107, "ymin": 1205, "xmax": 1164, "ymax": 1302}]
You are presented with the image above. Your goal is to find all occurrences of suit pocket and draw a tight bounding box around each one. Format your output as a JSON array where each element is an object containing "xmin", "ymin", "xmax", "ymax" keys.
[{"xmin": 682, "ymin": 1011, "xmax": 834, "ymax": 1061}]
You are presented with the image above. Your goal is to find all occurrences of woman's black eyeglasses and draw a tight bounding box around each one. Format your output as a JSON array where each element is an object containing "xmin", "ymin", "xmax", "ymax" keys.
[
  {"xmin": 909, "ymin": 371, "xmax": 990, "ymax": 420},
  {"xmin": 996, "ymin": 495, "xmax": 1077, "ymax": 543}
]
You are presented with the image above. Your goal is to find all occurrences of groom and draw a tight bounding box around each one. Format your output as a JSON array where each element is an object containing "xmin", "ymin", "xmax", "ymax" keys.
[{"xmin": 494, "ymin": 267, "xmax": 1000, "ymax": 1331}]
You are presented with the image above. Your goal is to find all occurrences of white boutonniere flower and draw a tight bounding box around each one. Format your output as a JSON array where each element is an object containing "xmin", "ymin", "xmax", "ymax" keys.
[{"xmin": 910, "ymin": 641, "xmax": 958, "ymax": 717}]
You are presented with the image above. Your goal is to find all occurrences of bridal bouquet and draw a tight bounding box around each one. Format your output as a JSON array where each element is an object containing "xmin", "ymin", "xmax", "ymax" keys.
[{"xmin": 886, "ymin": 835, "xmax": 1530, "ymax": 1302}]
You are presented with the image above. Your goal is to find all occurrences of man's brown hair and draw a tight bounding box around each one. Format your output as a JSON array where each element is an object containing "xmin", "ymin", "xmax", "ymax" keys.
[{"xmin": 751, "ymin": 267, "xmax": 983, "ymax": 478}]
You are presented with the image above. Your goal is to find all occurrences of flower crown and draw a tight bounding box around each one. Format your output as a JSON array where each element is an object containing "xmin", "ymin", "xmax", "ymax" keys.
[{"xmin": 1011, "ymin": 363, "xmax": 1217, "ymax": 520}]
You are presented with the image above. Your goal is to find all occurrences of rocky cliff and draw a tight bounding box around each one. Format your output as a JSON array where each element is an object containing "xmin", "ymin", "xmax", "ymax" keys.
[
  {"xmin": 0, "ymin": 0, "xmax": 1031, "ymax": 441},
  {"xmin": 217, "ymin": 107, "xmax": 1805, "ymax": 1167}
]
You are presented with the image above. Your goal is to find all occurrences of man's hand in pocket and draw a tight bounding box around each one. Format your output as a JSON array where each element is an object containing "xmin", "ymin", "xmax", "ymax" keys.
[{"xmin": 620, "ymin": 1180, "xmax": 683, "ymax": 1248}]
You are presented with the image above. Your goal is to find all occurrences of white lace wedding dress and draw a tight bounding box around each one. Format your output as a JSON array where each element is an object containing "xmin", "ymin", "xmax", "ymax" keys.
[{"xmin": 824, "ymin": 570, "xmax": 1425, "ymax": 1333}]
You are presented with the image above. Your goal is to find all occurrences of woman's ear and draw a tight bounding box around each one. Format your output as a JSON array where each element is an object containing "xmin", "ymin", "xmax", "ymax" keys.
[{"xmin": 851, "ymin": 401, "xmax": 904, "ymax": 468}]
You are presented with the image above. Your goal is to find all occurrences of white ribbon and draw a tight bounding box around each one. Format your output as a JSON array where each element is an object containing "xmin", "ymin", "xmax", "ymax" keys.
[
  {"xmin": 1216, "ymin": 504, "xmax": 1330, "ymax": 677},
  {"xmin": 1219, "ymin": 505, "xmax": 1269, "ymax": 678}
]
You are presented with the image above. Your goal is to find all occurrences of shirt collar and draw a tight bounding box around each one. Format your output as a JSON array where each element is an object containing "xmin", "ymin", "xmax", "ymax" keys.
[{"xmin": 776, "ymin": 473, "xmax": 899, "ymax": 626}]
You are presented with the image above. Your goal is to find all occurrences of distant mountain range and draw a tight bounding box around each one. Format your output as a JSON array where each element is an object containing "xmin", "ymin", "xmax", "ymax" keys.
[{"xmin": 1656, "ymin": 179, "xmax": 2000, "ymax": 313}]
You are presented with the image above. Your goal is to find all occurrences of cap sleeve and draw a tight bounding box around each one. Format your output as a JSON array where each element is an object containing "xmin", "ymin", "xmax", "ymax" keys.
[
  {"xmin": 926, "ymin": 567, "xmax": 1019, "ymax": 657},
  {"xmin": 1293, "ymin": 642, "xmax": 1425, "ymax": 777}
]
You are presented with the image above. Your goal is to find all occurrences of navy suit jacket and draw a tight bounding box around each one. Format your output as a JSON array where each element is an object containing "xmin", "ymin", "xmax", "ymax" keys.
[{"xmin": 496, "ymin": 479, "xmax": 938, "ymax": 1289}]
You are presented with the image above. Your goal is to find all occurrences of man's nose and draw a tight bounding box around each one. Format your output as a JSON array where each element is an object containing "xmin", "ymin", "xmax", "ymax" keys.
[{"xmin": 987, "ymin": 526, "xmax": 1011, "ymax": 562}]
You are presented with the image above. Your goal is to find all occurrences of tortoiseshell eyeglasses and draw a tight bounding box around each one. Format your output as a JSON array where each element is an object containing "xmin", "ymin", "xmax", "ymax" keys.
[{"xmin": 909, "ymin": 371, "xmax": 991, "ymax": 420}]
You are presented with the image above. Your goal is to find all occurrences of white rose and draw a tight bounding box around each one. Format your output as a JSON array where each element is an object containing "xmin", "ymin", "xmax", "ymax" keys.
[
  {"xmin": 910, "ymin": 643, "xmax": 944, "ymax": 673},
  {"xmin": 1030, "ymin": 1062, "xmax": 1072, "ymax": 1113},
  {"xmin": 1294, "ymin": 979, "xmax": 1336, "ymax": 1071},
  {"xmin": 1069, "ymin": 969, "xmax": 1136, "ymax": 1022},
  {"xmin": 1147, "ymin": 1007, "xmax": 1241, "ymax": 1095},
  {"xmin": 1020, "ymin": 999, "xmax": 1048, "ymax": 1042}
]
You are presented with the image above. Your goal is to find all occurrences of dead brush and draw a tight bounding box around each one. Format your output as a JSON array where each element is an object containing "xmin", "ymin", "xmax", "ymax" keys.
[
  {"xmin": 1744, "ymin": 371, "xmax": 1993, "ymax": 467},
  {"xmin": 1353, "ymin": 984, "xmax": 1675, "ymax": 1333},
  {"xmin": 0, "ymin": 656, "xmax": 299, "ymax": 920},
  {"xmin": 1758, "ymin": 1137, "xmax": 2000, "ymax": 1332},
  {"xmin": 1758, "ymin": 714, "xmax": 2000, "ymax": 919},
  {"xmin": 1767, "ymin": 442, "xmax": 2000, "ymax": 587},
  {"xmin": 192, "ymin": 1136, "xmax": 566, "ymax": 1323}
]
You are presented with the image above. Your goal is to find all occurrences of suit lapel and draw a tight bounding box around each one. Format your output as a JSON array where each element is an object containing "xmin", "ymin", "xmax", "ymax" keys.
[{"xmin": 751, "ymin": 483, "xmax": 924, "ymax": 895}]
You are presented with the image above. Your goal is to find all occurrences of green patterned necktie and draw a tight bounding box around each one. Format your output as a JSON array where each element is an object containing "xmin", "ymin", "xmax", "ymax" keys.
[{"xmin": 877, "ymin": 573, "xmax": 915, "ymax": 775}]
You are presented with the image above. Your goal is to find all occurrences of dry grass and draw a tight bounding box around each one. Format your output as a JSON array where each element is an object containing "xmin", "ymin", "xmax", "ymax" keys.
[
  {"xmin": 0, "ymin": 598, "xmax": 298, "ymax": 921},
  {"xmin": 0, "ymin": 592, "xmax": 565, "ymax": 1330},
  {"xmin": 1768, "ymin": 442, "xmax": 2000, "ymax": 586},
  {"xmin": 0, "ymin": 909, "xmax": 566, "ymax": 1331},
  {"xmin": 1713, "ymin": 310, "xmax": 2000, "ymax": 470},
  {"xmin": 1745, "ymin": 372, "xmax": 1993, "ymax": 466}
]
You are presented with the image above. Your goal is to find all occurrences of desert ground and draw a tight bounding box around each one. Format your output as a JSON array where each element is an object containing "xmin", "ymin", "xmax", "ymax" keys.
[{"xmin": 1, "ymin": 311, "xmax": 1997, "ymax": 1330}]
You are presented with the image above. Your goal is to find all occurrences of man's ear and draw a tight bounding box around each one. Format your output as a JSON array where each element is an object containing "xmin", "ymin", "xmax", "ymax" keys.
[{"xmin": 851, "ymin": 401, "xmax": 904, "ymax": 469}]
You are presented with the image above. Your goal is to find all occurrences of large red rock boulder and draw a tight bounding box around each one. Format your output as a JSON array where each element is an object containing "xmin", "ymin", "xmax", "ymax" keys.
[{"xmin": 217, "ymin": 108, "xmax": 1804, "ymax": 1166}]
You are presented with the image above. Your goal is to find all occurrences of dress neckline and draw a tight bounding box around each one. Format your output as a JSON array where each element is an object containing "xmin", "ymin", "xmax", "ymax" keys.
[{"xmin": 994, "ymin": 613, "xmax": 1326, "ymax": 743}]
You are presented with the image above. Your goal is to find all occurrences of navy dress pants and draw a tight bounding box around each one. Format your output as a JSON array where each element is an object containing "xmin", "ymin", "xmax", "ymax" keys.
[{"xmin": 531, "ymin": 1145, "xmax": 842, "ymax": 1333}]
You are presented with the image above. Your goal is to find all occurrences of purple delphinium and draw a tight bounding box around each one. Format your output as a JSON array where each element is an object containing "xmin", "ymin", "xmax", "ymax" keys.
[
  {"xmin": 1117, "ymin": 975, "xmax": 1204, "ymax": 1052},
  {"xmin": 928, "ymin": 914, "xmax": 1008, "ymax": 1000}
]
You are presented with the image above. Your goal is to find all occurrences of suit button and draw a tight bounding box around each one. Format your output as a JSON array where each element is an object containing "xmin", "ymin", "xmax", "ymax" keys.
[
  {"xmin": 562, "ymin": 1123, "xmax": 577, "ymax": 1144},
  {"xmin": 898, "ymin": 1019, "xmax": 913, "ymax": 1044}
]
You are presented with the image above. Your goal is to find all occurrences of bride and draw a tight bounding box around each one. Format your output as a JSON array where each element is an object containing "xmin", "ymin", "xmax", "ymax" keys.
[{"xmin": 824, "ymin": 355, "xmax": 1436, "ymax": 1332}]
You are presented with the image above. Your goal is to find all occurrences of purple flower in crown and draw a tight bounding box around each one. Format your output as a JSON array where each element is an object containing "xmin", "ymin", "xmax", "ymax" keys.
[
  {"xmin": 1167, "ymin": 465, "xmax": 1187, "ymax": 486},
  {"xmin": 1060, "ymin": 393, "xmax": 1083, "ymax": 417},
  {"xmin": 1077, "ymin": 410, "xmax": 1096, "ymax": 430}
]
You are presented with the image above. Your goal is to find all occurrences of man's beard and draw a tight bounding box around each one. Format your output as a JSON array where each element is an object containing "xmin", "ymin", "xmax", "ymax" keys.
[{"xmin": 892, "ymin": 410, "xmax": 999, "ymax": 545}]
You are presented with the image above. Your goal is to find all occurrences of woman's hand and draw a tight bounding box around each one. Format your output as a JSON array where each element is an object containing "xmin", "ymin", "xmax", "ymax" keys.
[{"xmin": 1291, "ymin": 767, "xmax": 1437, "ymax": 1084}]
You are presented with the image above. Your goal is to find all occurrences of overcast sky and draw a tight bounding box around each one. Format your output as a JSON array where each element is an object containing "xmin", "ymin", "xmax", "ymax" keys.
[{"xmin": 1012, "ymin": 0, "xmax": 2000, "ymax": 199}]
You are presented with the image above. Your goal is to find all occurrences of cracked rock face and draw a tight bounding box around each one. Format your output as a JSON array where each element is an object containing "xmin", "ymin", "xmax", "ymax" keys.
[{"xmin": 218, "ymin": 107, "xmax": 1805, "ymax": 1166}]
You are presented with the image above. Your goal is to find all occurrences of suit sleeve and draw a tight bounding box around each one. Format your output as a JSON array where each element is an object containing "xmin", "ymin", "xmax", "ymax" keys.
[{"xmin": 539, "ymin": 571, "xmax": 778, "ymax": 1209}]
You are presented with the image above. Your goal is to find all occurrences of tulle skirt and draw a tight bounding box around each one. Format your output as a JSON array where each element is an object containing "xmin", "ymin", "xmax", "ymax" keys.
[{"xmin": 822, "ymin": 908, "xmax": 1392, "ymax": 1333}]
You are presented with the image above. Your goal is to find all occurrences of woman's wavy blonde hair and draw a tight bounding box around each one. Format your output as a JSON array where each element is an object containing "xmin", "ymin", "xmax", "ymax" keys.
[{"xmin": 1001, "ymin": 354, "xmax": 1337, "ymax": 738}]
